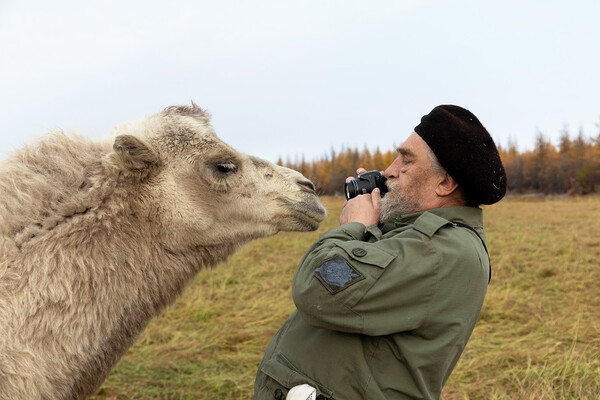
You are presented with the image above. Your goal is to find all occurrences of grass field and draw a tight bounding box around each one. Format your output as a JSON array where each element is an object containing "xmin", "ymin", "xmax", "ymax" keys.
[{"xmin": 92, "ymin": 196, "xmax": 600, "ymax": 399}]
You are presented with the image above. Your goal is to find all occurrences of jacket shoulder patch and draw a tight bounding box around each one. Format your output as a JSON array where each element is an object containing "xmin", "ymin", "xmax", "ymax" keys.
[
  {"xmin": 412, "ymin": 212, "xmax": 452, "ymax": 238},
  {"xmin": 314, "ymin": 255, "xmax": 365, "ymax": 294}
]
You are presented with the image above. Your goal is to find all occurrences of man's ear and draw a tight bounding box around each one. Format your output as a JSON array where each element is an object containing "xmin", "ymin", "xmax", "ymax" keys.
[
  {"xmin": 435, "ymin": 172, "xmax": 459, "ymax": 197},
  {"xmin": 109, "ymin": 135, "xmax": 160, "ymax": 178}
]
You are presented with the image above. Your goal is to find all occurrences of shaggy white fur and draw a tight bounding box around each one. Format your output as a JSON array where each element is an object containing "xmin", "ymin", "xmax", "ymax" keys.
[{"xmin": 0, "ymin": 104, "xmax": 326, "ymax": 399}]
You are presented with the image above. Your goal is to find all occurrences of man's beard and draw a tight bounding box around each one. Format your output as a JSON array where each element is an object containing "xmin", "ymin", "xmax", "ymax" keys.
[{"xmin": 379, "ymin": 179, "xmax": 422, "ymax": 222}]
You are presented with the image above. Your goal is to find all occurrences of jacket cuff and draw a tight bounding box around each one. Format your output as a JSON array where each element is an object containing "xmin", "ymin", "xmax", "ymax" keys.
[
  {"xmin": 365, "ymin": 224, "xmax": 383, "ymax": 240},
  {"xmin": 339, "ymin": 222, "xmax": 367, "ymax": 240}
]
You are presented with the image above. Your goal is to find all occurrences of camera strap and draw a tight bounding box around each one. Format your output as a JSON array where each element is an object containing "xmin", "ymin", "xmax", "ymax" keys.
[{"xmin": 452, "ymin": 222, "xmax": 491, "ymax": 283}]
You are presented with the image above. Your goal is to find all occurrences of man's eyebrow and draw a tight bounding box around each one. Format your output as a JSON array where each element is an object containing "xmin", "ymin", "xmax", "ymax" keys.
[{"xmin": 396, "ymin": 147, "xmax": 415, "ymax": 158}]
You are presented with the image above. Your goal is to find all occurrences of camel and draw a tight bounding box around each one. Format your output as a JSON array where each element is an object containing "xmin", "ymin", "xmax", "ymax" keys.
[{"xmin": 0, "ymin": 103, "xmax": 327, "ymax": 399}]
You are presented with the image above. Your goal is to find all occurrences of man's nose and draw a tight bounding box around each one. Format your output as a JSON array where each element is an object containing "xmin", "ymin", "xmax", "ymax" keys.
[
  {"xmin": 383, "ymin": 156, "xmax": 402, "ymax": 178},
  {"xmin": 383, "ymin": 165, "xmax": 395, "ymax": 178}
]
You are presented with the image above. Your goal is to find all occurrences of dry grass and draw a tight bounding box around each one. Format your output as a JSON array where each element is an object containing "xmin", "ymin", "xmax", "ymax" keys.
[{"xmin": 92, "ymin": 196, "xmax": 600, "ymax": 399}]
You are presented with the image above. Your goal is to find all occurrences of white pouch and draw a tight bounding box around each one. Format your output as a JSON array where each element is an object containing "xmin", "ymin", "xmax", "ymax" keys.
[{"xmin": 286, "ymin": 383, "xmax": 317, "ymax": 400}]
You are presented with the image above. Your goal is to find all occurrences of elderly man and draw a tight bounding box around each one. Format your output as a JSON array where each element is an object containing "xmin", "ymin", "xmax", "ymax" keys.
[{"xmin": 253, "ymin": 105, "xmax": 506, "ymax": 400}]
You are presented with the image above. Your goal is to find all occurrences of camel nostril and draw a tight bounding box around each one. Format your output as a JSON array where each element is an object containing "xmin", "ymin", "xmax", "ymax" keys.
[{"xmin": 297, "ymin": 179, "xmax": 316, "ymax": 194}]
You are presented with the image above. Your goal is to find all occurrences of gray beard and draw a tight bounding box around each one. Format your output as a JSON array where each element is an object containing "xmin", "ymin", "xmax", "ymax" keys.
[{"xmin": 379, "ymin": 181, "xmax": 422, "ymax": 222}]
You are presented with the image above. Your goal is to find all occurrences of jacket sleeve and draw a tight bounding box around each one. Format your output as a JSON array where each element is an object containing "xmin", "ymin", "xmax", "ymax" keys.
[{"xmin": 291, "ymin": 222, "xmax": 441, "ymax": 336}]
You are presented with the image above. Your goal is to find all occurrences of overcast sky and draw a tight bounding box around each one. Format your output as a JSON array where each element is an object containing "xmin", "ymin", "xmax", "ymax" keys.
[{"xmin": 1, "ymin": 0, "xmax": 599, "ymax": 163}]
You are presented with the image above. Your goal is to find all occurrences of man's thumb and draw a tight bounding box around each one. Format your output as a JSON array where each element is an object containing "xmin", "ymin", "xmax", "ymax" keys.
[{"xmin": 372, "ymin": 188, "xmax": 381, "ymax": 210}]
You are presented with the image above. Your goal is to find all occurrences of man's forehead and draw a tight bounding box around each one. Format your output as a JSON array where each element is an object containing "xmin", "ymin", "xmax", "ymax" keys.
[{"xmin": 397, "ymin": 132, "xmax": 429, "ymax": 156}]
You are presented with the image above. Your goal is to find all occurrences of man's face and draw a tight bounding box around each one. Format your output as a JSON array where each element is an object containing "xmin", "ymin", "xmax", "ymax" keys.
[{"xmin": 379, "ymin": 132, "xmax": 441, "ymax": 221}]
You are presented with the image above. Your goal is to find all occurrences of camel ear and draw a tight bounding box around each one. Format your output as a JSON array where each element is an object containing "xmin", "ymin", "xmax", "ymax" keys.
[{"xmin": 111, "ymin": 135, "xmax": 160, "ymax": 176}]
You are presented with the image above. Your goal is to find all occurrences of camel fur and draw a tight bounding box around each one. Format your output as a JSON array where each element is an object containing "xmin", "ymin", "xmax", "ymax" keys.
[{"xmin": 0, "ymin": 103, "xmax": 327, "ymax": 399}]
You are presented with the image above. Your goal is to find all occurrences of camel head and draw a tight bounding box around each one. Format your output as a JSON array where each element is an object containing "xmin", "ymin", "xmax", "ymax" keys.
[{"xmin": 104, "ymin": 103, "xmax": 327, "ymax": 253}]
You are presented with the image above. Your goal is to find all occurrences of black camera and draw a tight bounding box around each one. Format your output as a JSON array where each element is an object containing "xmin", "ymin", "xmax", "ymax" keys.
[{"xmin": 344, "ymin": 170, "xmax": 388, "ymax": 200}]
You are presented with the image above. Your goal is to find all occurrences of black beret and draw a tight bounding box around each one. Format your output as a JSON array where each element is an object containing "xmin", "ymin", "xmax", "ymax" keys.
[{"xmin": 414, "ymin": 105, "xmax": 506, "ymax": 205}]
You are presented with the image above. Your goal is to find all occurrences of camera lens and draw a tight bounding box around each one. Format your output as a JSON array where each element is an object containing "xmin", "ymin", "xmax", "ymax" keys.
[{"xmin": 345, "ymin": 180, "xmax": 359, "ymax": 200}]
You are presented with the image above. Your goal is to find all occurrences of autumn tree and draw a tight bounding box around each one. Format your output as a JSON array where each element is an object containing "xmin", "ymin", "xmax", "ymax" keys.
[{"xmin": 281, "ymin": 125, "xmax": 600, "ymax": 196}]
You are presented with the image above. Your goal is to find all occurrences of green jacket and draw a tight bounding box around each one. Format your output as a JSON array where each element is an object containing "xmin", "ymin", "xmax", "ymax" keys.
[{"xmin": 253, "ymin": 207, "xmax": 490, "ymax": 400}]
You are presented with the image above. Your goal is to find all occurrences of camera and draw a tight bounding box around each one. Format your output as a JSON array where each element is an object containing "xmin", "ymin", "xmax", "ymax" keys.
[{"xmin": 344, "ymin": 170, "xmax": 388, "ymax": 200}]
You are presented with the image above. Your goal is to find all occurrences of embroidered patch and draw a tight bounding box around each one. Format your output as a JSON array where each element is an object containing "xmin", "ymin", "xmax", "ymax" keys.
[{"xmin": 314, "ymin": 256, "xmax": 365, "ymax": 294}]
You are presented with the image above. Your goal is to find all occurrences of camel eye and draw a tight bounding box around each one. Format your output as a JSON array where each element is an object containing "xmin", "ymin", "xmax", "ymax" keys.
[{"xmin": 215, "ymin": 162, "xmax": 237, "ymax": 175}]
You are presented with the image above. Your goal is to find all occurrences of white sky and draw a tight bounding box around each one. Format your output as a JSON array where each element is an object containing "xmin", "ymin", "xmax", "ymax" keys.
[{"xmin": 1, "ymin": 0, "xmax": 599, "ymax": 163}]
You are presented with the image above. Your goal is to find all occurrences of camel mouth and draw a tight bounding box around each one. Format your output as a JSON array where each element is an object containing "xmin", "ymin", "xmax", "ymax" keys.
[
  {"xmin": 277, "ymin": 197, "xmax": 327, "ymax": 231},
  {"xmin": 293, "ymin": 208, "xmax": 326, "ymax": 230}
]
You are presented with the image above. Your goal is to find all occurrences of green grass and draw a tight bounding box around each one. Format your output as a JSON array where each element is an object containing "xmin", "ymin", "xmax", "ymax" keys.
[{"xmin": 92, "ymin": 196, "xmax": 600, "ymax": 399}]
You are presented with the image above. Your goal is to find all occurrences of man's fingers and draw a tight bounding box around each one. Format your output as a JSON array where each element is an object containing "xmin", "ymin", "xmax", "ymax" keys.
[
  {"xmin": 348, "ymin": 168, "xmax": 367, "ymax": 182},
  {"xmin": 339, "ymin": 190, "xmax": 379, "ymax": 226}
]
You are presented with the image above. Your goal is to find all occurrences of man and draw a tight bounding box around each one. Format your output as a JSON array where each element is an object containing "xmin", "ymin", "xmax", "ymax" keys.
[{"xmin": 253, "ymin": 105, "xmax": 506, "ymax": 400}]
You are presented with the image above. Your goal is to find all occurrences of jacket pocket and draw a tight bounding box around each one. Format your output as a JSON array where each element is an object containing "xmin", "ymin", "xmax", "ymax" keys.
[
  {"xmin": 328, "ymin": 242, "xmax": 396, "ymax": 308},
  {"xmin": 260, "ymin": 353, "xmax": 334, "ymax": 399},
  {"xmin": 333, "ymin": 242, "xmax": 395, "ymax": 269}
]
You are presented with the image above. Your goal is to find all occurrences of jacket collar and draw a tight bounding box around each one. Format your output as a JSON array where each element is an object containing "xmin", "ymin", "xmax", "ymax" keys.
[{"xmin": 380, "ymin": 206, "xmax": 483, "ymax": 234}]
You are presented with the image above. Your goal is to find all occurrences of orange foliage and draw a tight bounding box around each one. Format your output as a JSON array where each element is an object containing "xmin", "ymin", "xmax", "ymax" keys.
[{"xmin": 280, "ymin": 128, "xmax": 600, "ymax": 195}]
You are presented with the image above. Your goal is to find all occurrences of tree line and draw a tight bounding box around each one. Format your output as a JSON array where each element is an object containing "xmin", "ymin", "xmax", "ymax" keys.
[{"xmin": 278, "ymin": 128, "xmax": 600, "ymax": 196}]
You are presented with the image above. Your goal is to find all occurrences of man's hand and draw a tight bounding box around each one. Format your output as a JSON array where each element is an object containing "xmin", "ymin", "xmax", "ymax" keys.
[{"xmin": 340, "ymin": 168, "xmax": 381, "ymax": 226}]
